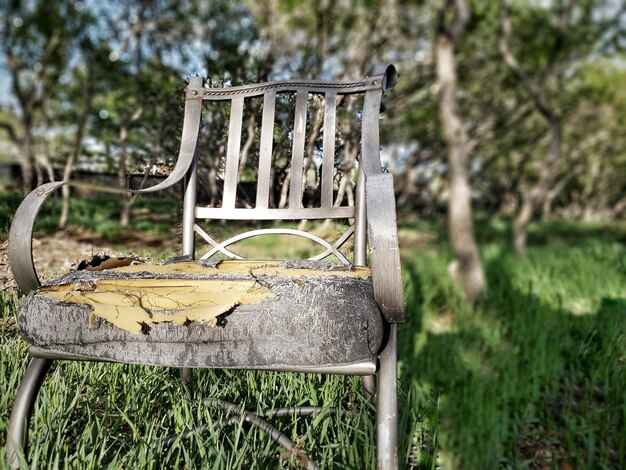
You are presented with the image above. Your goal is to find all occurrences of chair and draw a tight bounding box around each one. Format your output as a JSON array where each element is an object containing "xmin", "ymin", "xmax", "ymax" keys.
[{"xmin": 5, "ymin": 65, "xmax": 405, "ymax": 469}]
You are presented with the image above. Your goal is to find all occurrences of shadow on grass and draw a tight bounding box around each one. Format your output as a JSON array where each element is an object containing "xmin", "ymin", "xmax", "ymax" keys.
[
  {"xmin": 399, "ymin": 216, "xmax": 626, "ymax": 251},
  {"xmin": 398, "ymin": 251, "xmax": 626, "ymax": 468}
]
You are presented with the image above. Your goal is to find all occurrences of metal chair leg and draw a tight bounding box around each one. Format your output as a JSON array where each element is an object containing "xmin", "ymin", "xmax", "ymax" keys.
[
  {"xmin": 5, "ymin": 358, "xmax": 53, "ymax": 470},
  {"xmin": 179, "ymin": 367, "xmax": 193, "ymax": 398},
  {"xmin": 361, "ymin": 375, "xmax": 376, "ymax": 398},
  {"xmin": 376, "ymin": 324, "xmax": 398, "ymax": 470}
]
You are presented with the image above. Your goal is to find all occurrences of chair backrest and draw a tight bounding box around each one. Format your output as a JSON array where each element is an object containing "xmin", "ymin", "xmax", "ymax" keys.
[{"xmin": 178, "ymin": 67, "xmax": 397, "ymax": 264}]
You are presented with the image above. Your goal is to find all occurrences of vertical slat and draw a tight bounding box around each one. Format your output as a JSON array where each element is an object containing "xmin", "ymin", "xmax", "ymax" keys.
[
  {"xmin": 360, "ymin": 89, "xmax": 383, "ymax": 176},
  {"xmin": 289, "ymin": 89, "xmax": 308, "ymax": 209},
  {"xmin": 182, "ymin": 158, "xmax": 197, "ymax": 257},
  {"xmin": 255, "ymin": 91, "xmax": 276, "ymax": 209},
  {"xmin": 354, "ymin": 164, "xmax": 367, "ymax": 266},
  {"xmin": 321, "ymin": 91, "xmax": 337, "ymax": 208},
  {"xmin": 222, "ymin": 96, "xmax": 244, "ymax": 209}
]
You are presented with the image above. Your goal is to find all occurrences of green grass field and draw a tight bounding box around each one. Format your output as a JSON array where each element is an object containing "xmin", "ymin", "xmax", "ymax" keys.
[{"xmin": 1, "ymin": 194, "xmax": 625, "ymax": 468}]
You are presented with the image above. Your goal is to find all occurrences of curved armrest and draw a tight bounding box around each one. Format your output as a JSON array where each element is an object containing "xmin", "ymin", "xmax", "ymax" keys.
[
  {"xmin": 9, "ymin": 182, "xmax": 65, "ymax": 294},
  {"xmin": 9, "ymin": 151, "xmax": 197, "ymax": 294},
  {"xmin": 359, "ymin": 65, "xmax": 404, "ymax": 322},
  {"xmin": 129, "ymin": 81, "xmax": 202, "ymax": 194},
  {"xmin": 9, "ymin": 79, "xmax": 204, "ymax": 294},
  {"xmin": 365, "ymin": 173, "xmax": 405, "ymax": 323}
]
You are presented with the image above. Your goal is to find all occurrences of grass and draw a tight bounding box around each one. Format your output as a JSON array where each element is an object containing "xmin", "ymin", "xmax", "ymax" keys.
[
  {"xmin": 1, "ymin": 193, "xmax": 625, "ymax": 468},
  {"xmin": 0, "ymin": 192, "xmax": 181, "ymax": 245},
  {"xmin": 399, "ymin": 222, "xmax": 626, "ymax": 469}
]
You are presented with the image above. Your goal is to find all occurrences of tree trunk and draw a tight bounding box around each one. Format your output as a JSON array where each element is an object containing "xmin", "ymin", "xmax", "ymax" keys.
[
  {"xmin": 34, "ymin": 155, "xmax": 44, "ymax": 188},
  {"xmin": 119, "ymin": 124, "xmax": 132, "ymax": 227},
  {"xmin": 60, "ymin": 66, "xmax": 95, "ymax": 229},
  {"xmin": 40, "ymin": 93, "xmax": 57, "ymax": 183},
  {"xmin": 513, "ymin": 193, "xmax": 533, "ymax": 257},
  {"xmin": 207, "ymin": 137, "xmax": 225, "ymax": 207},
  {"xmin": 117, "ymin": 107, "xmax": 143, "ymax": 227},
  {"xmin": 268, "ymin": 165, "xmax": 277, "ymax": 208},
  {"xmin": 511, "ymin": 119, "xmax": 561, "ymax": 257},
  {"xmin": 435, "ymin": 9, "xmax": 485, "ymax": 302},
  {"xmin": 208, "ymin": 164, "xmax": 220, "ymax": 207},
  {"xmin": 304, "ymin": 107, "xmax": 324, "ymax": 190},
  {"xmin": 278, "ymin": 171, "xmax": 291, "ymax": 209},
  {"xmin": 20, "ymin": 134, "xmax": 36, "ymax": 194},
  {"xmin": 237, "ymin": 113, "xmax": 256, "ymax": 179}
]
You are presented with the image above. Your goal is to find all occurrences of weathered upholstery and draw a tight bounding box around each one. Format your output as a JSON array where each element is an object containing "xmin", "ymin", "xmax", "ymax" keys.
[{"xmin": 17, "ymin": 260, "xmax": 384, "ymax": 372}]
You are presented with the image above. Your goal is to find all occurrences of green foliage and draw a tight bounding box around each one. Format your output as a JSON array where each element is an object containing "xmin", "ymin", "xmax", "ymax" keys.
[
  {"xmin": 0, "ymin": 193, "xmax": 23, "ymax": 237},
  {"xmin": 1, "ymin": 0, "xmax": 625, "ymax": 224}
]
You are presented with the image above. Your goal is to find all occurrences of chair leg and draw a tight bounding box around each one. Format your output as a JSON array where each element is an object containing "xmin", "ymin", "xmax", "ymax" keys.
[
  {"xmin": 179, "ymin": 367, "xmax": 193, "ymax": 398},
  {"xmin": 5, "ymin": 358, "xmax": 53, "ymax": 470},
  {"xmin": 376, "ymin": 324, "xmax": 398, "ymax": 470},
  {"xmin": 361, "ymin": 375, "xmax": 376, "ymax": 398}
]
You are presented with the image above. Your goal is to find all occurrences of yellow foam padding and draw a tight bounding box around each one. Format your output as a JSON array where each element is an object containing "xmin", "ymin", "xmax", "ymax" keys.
[
  {"xmin": 40, "ymin": 278, "xmax": 273, "ymax": 334},
  {"xmin": 38, "ymin": 261, "xmax": 371, "ymax": 334}
]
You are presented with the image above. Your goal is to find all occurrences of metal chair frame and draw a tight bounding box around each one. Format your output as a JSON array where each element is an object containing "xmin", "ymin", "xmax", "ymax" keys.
[{"xmin": 5, "ymin": 65, "xmax": 404, "ymax": 469}]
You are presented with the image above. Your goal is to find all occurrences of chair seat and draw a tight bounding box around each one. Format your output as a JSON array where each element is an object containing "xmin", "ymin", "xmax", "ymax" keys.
[{"xmin": 17, "ymin": 260, "xmax": 384, "ymax": 374}]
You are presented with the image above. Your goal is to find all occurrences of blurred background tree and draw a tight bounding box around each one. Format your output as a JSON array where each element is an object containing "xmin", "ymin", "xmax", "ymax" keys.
[{"xmin": 0, "ymin": 0, "xmax": 624, "ymax": 276}]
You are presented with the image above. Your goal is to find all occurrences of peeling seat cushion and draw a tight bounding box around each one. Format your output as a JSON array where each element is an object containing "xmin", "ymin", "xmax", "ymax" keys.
[{"xmin": 17, "ymin": 260, "xmax": 384, "ymax": 374}]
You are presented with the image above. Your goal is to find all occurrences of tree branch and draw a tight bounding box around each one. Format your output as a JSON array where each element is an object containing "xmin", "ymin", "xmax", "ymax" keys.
[
  {"xmin": 450, "ymin": 0, "xmax": 470, "ymax": 43},
  {"xmin": 0, "ymin": 119, "xmax": 19, "ymax": 144},
  {"xmin": 540, "ymin": 0, "xmax": 574, "ymax": 88},
  {"xmin": 498, "ymin": 0, "xmax": 557, "ymax": 122}
]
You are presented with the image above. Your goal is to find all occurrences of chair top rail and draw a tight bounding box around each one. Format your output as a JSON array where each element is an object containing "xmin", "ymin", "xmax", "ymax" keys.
[{"xmin": 186, "ymin": 74, "xmax": 387, "ymax": 101}]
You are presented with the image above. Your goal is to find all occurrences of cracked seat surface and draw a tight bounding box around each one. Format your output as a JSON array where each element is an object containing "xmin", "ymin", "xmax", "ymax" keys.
[{"xmin": 16, "ymin": 260, "xmax": 384, "ymax": 374}]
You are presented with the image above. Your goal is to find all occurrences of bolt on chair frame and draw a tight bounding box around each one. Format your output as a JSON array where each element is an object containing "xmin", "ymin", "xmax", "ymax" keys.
[{"xmin": 5, "ymin": 65, "xmax": 404, "ymax": 469}]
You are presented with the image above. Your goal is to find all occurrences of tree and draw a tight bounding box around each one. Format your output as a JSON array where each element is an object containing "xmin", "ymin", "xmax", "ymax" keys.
[
  {"xmin": 497, "ymin": 0, "xmax": 621, "ymax": 256},
  {"xmin": 498, "ymin": 0, "xmax": 571, "ymax": 257},
  {"xmin": 435, "ymin": 0, "xmax": 485, "ymax": 302},
  {"xmin": 58, "ymin": 38, "xmax": 108, "ymax": 228},
  {"xmin": 0, "ymin": 1, "xmax": 77, "ymax": 193},
  {"xmin": 100, "ymin": 0, "xmax": 200, "ymax": 226},
  {"xmin": 1, "ymin": 0, "xmax": 625, "ymax": 244}
]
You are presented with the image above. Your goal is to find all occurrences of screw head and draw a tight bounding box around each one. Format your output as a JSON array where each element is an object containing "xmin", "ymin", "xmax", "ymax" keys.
[{"xmin": 192, "ymin": 90, "xmax": 198, "ymax": 96}]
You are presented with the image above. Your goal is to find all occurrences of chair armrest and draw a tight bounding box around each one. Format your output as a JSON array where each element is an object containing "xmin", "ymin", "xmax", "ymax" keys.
[
  {"xmin": 8, "ymin": 80, "xmax": 204, "ymax": 294},
  {"xmin": 128, "ymin": 83, "xmax": 202, "ymax": 194},
  {"xmin": 360, "ymin": 65, "xmax": 404, "ymax": 322},
  {"xmin": 365, "ymin": 173, "xmax": 406, "ymax": 323},
  {"xmin": 9, "ymin": 182, "xmax": 65, "ymax": 294}
]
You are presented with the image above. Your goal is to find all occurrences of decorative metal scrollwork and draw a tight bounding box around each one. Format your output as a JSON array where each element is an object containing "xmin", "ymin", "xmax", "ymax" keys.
[{"xmin": 194, "ymin": 226, "xmax": 354, "ymax": 265}]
